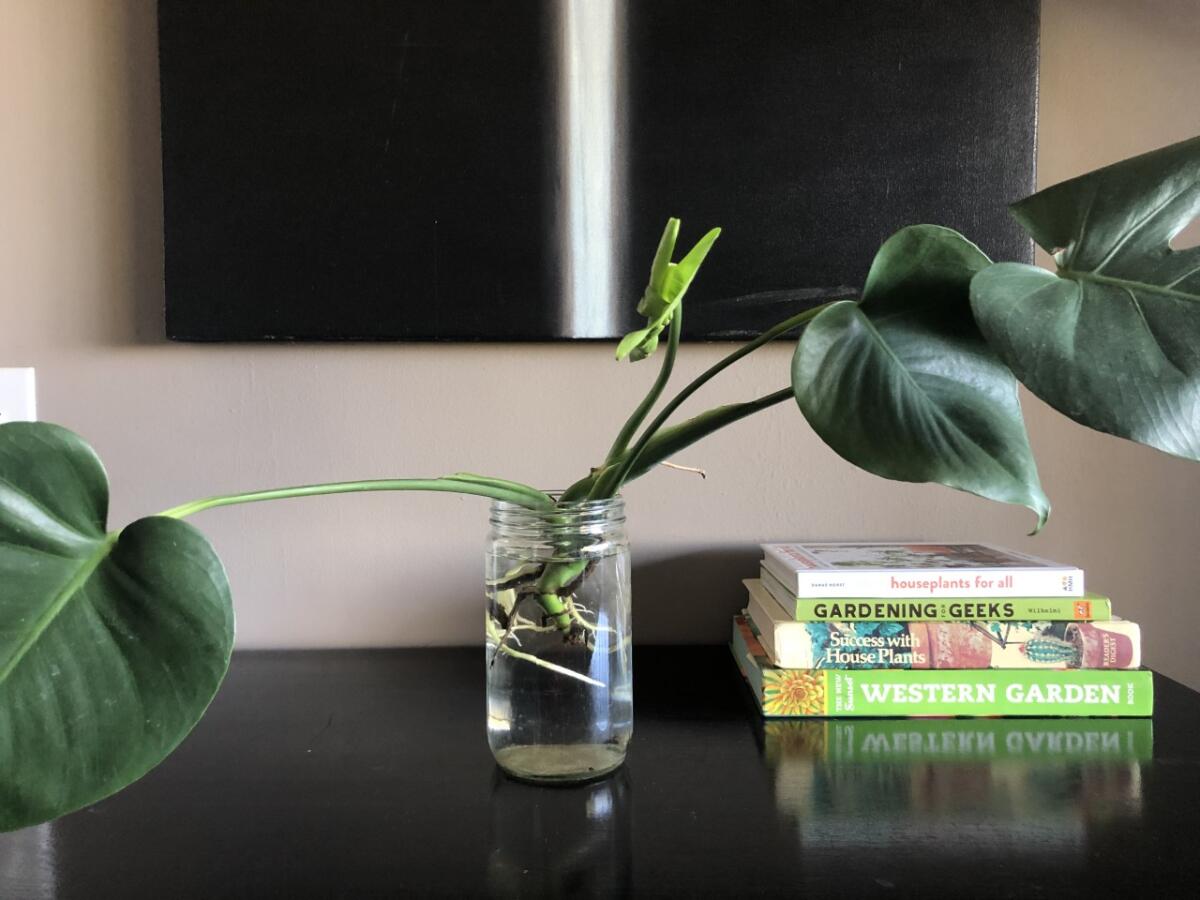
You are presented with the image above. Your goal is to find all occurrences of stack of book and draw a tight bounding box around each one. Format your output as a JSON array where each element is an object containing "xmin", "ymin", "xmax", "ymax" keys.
[{"xmin": 732, "ymin": 542, "xmax": 1154, "ymax": 718}]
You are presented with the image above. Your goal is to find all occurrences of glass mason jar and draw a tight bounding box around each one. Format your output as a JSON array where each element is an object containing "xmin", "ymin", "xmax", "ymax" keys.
[{"xmin": 485, "ymin": 498, "xmax": 632, "ymax": 783}]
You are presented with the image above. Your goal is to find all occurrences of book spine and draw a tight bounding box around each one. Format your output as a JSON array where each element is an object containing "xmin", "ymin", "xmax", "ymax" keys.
[
  {"xmin": 759, "ymin": 565, "xmax": 1110, "ymax": 621},
  {"xmin": 746, "ymin": 580, "xmax": 1136, "ymax": 669},
  {"xmin": 761, "ymin": 549, "xmax": 1085, "ymax": 598},
  {"xmin": 792, "ymin": 596, "xmax": 1112, "ymax": 622},
  {"xmin": 773, "ymin": 619, "xmax": 1140, "ymax": 670},
  {"xmin": 732, "ymin": 617, "xmax": 1154, "ymax": 717},
  {"xmin": 732, "ymin": 614, "xmax": 771, "ymax": 705}
]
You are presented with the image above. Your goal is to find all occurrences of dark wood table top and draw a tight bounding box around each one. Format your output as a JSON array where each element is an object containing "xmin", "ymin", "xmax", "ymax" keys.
[{"xmin": 1, "ymin": 647, "xmax": 1194, "ymax": 898}]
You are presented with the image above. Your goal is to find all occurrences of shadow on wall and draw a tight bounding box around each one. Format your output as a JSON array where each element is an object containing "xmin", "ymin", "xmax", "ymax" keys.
[
  {"xmin": 112, "ymin": 0, "xmax": 168, "ymax": 345},
  {"xmin": 633, "ymin": 545, "xmax": 760, "ymax": 644}
]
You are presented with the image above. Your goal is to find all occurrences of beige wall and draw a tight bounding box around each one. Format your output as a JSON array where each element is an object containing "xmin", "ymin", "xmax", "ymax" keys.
[{"xmin": 3, "ymin": 1, "xmax": 1200, "ymax": 686}]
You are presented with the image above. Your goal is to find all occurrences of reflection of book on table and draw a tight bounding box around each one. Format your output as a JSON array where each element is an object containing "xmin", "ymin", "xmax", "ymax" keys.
[
  {"xmin": 759, "ymin": 718, "xmax": 1154, "ymax": 765},
  {"xmin": 761, "ymin": 541, "xmax": 1085, "ymax": 598},
  {"xmin": 763, "ymin": 718, "xmax": 1147, "ymax": 858},
  {"xmin": 746, "ymin": 579, "xmax": 1140, "ymax": 670}
]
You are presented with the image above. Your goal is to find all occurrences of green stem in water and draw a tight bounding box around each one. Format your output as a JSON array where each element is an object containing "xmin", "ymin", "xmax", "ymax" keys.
[
  {"xmin": 584, "ymin": 301, "xmax": 841, "ymax": 499},
  {"xmin": 158, "ymin": 475, "xmax": 555, "ymax": 520},
  {"xmin": 533, "ymin": 557, "xmax": 591, "ymax": 631},
  {"xmin": 603, "ymin": 307, "xmax": 683, "ymax": 465}
]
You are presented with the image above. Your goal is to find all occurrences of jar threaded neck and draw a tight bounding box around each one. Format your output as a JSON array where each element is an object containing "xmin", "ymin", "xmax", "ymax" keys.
[{"xmin": 489, "ymin": 498, "xmax": 625, "ymax": 540}]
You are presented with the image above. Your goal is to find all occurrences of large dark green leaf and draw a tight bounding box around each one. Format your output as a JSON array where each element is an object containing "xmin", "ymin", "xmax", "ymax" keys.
[
  {"xmin": 793, "ymin": 225, "xmax": 1049, "ymax": 529},
  {"xmin": 0, "ymin": 422, "xmax": 233, "ymax": 832},
  {"xmin": 971, "ymin": 135, "xmax": 1200, "ymax": 460}
]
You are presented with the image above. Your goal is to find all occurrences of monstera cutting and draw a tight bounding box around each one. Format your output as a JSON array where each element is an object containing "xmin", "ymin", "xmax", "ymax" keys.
[
  {"xmin": 971, "ymin": 136, "xmax": 1200, "ymax": 459},
  {"xmin": 3, "ymin": 135, "xmax": 1200, "ymax": 827}
]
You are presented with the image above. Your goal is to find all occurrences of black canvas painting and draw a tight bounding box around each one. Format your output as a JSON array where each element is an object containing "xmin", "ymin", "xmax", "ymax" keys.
[{"xmin": 158, "ymin": 0, "xmax": 1039, "ymax": 342}]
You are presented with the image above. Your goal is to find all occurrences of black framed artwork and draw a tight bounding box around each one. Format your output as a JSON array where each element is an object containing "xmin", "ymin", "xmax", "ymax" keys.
[{"xmin": 158, "ymin": 0, "xmax": 1039, "ymax": 342}]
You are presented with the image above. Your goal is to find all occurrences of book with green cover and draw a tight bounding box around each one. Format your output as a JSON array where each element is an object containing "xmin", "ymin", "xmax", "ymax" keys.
[
  {"xmin": 731, "ymin": 615, "xmax": 1154, "ymax": 718},
  {"xmin": 746, "ymin": 579, "xmax": 1138, "ymax": 670},
  {"xmin": 759, "ymin": 564, "xmax": 1112, "ymax": 622}
]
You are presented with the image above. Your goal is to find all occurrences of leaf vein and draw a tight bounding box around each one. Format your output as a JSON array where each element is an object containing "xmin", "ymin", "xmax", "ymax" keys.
[{"xmin": 1092, "ymin": 184, "xmax": 1196, "ymax": 275}]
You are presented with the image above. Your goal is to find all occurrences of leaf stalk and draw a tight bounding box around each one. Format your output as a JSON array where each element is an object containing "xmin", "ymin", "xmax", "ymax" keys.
[
  {"xmin": 585, "ymin": 301, "xmax": 841, "ymax": 499},
  {"xmin": 158, "ymin": 476, "xmax": 555, "ymax": 519}
]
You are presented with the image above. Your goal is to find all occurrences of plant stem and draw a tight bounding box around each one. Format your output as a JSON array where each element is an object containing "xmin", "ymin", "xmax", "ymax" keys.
[
  {"xmin": 562, "ymin": 387, "xmax": 795, "ymax": 500},
  {"xmin": 158, "ymin": 476, "xmax": 555, "ymax": 519},
  {"xmin": 603, "ymin": 307, "xmax": 682, "ymax": 465},
  {"xmin": 528, "ymin": 557, "xmax": 591, "ymax": 632},
  {"xmin": 586, "ymin": 301, "xmax": 839, "ymax": 498}
]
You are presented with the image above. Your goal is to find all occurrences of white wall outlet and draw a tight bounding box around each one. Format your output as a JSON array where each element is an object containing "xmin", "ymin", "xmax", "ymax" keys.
[{"xmin": 0, "ymin": 368, "xmax": 37, "ymax": 423}]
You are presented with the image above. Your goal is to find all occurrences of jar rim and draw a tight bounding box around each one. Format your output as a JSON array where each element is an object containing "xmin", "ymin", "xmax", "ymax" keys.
[
  {"xmin": 489, "ymin": 496, "xmax": 625, "ymax": 530},
  {"xmin": 490, "ymin": 496, "xmax": 624, "ymax": 512}
]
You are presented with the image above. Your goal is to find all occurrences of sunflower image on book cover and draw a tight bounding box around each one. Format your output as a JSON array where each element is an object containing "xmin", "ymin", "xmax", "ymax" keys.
[{"xmin": 763, "ymin": 670, "xmax": 825, "ymax": 716}]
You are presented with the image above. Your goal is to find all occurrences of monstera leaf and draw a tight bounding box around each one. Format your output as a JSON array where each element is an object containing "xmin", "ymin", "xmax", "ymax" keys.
[
  {"xmin": 616, "ymin": 218, "xmax": 721, "ymax": 362},
  {"xmin": 0, "ymin": 422, "xmax": 233, "ymax": 832},
  {"xmin": 971, "ymin": 135, "xmax": 1200, "ymax": 460},
  {"xmin": 793, "ymin": 225, "xmax": 1049, "ymax": 529}
]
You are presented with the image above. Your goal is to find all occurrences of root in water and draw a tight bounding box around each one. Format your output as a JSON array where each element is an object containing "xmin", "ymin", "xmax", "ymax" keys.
[{"xmin": 485, "ymin": 613, "xmax": 606, "ymax": 687}]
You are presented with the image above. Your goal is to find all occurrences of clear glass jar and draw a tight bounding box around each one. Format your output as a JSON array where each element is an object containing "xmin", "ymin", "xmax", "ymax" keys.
[{"xmin": 485, "ymin": 498, "xmax": 632, "ymax": 783}]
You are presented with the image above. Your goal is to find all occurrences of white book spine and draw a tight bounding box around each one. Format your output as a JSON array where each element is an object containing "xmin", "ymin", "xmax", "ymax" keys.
[
  {"xmin": 761, "ymin": 549, "xmax": 1084, "ymax": 598},
  {"xmin": 745, "ymin": 579, "xmax": 815, "ymax": 668},
  {"xmin": 759, "ymin": 564, "xmax": 799, "ymax": 616}
]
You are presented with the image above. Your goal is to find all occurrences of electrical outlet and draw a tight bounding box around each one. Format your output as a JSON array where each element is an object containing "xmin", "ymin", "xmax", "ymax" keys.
[{"xmin": 0, "ymin": 368, "xmax": 37, "ymax": 423}]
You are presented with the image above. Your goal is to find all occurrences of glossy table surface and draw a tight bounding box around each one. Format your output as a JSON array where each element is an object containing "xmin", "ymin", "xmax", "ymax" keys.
[{"xmin": 0, "ymin": 647, "xmax": 1195, "ymax": 898}]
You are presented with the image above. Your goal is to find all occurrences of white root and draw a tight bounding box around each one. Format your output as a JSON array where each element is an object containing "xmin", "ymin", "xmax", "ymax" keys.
[
  {"xmin": 658, "ymin": 460, "xmax": 706, "ymax": 478},
  {"xmin": 485, "ymin": 606, "xmax": 611, "ymax": 687},
  {"xmin": 494, "ymin": 643, "xmax": 606, "ymax": 688},
  {"xmin": 566, "ymin": 600, "xmax": 619, "ymax": 639}
]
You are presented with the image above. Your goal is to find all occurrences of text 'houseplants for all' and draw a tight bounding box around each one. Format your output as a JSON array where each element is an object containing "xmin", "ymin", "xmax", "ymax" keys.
[{"xmin": 2, "ymin": 136, "xmax": 1200, "ymax": 826}]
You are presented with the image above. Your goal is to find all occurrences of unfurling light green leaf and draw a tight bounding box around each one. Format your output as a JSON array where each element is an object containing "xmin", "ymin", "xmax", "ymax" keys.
[
  {"xmin": 971, "ymin": 135, "xmax": 1200, "ymax": 461},
  {"xmin": 616, "ymin": 327, "xmax": 655, "ymax": 362},
  {"xmin": 793, "ymin": 225, "xmax": 1049, "ymax": 531},
  {"xmin": 663, "ymin": 226, "xmax": 721, "ymax": 303},
  {"xmin": 629, "ymin": 333, "xmax": 660, "ymax": 362},
  {"xmin": 616, "ymin": 219, "xmax": 721, "ymax": 361},
  {"xmin": 636, "ymin": 218, "xmax": 681, "ymax": 319},
  {"xmin": 0, "ymin": 422, "xmax": 234, "ymax": 832}
]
